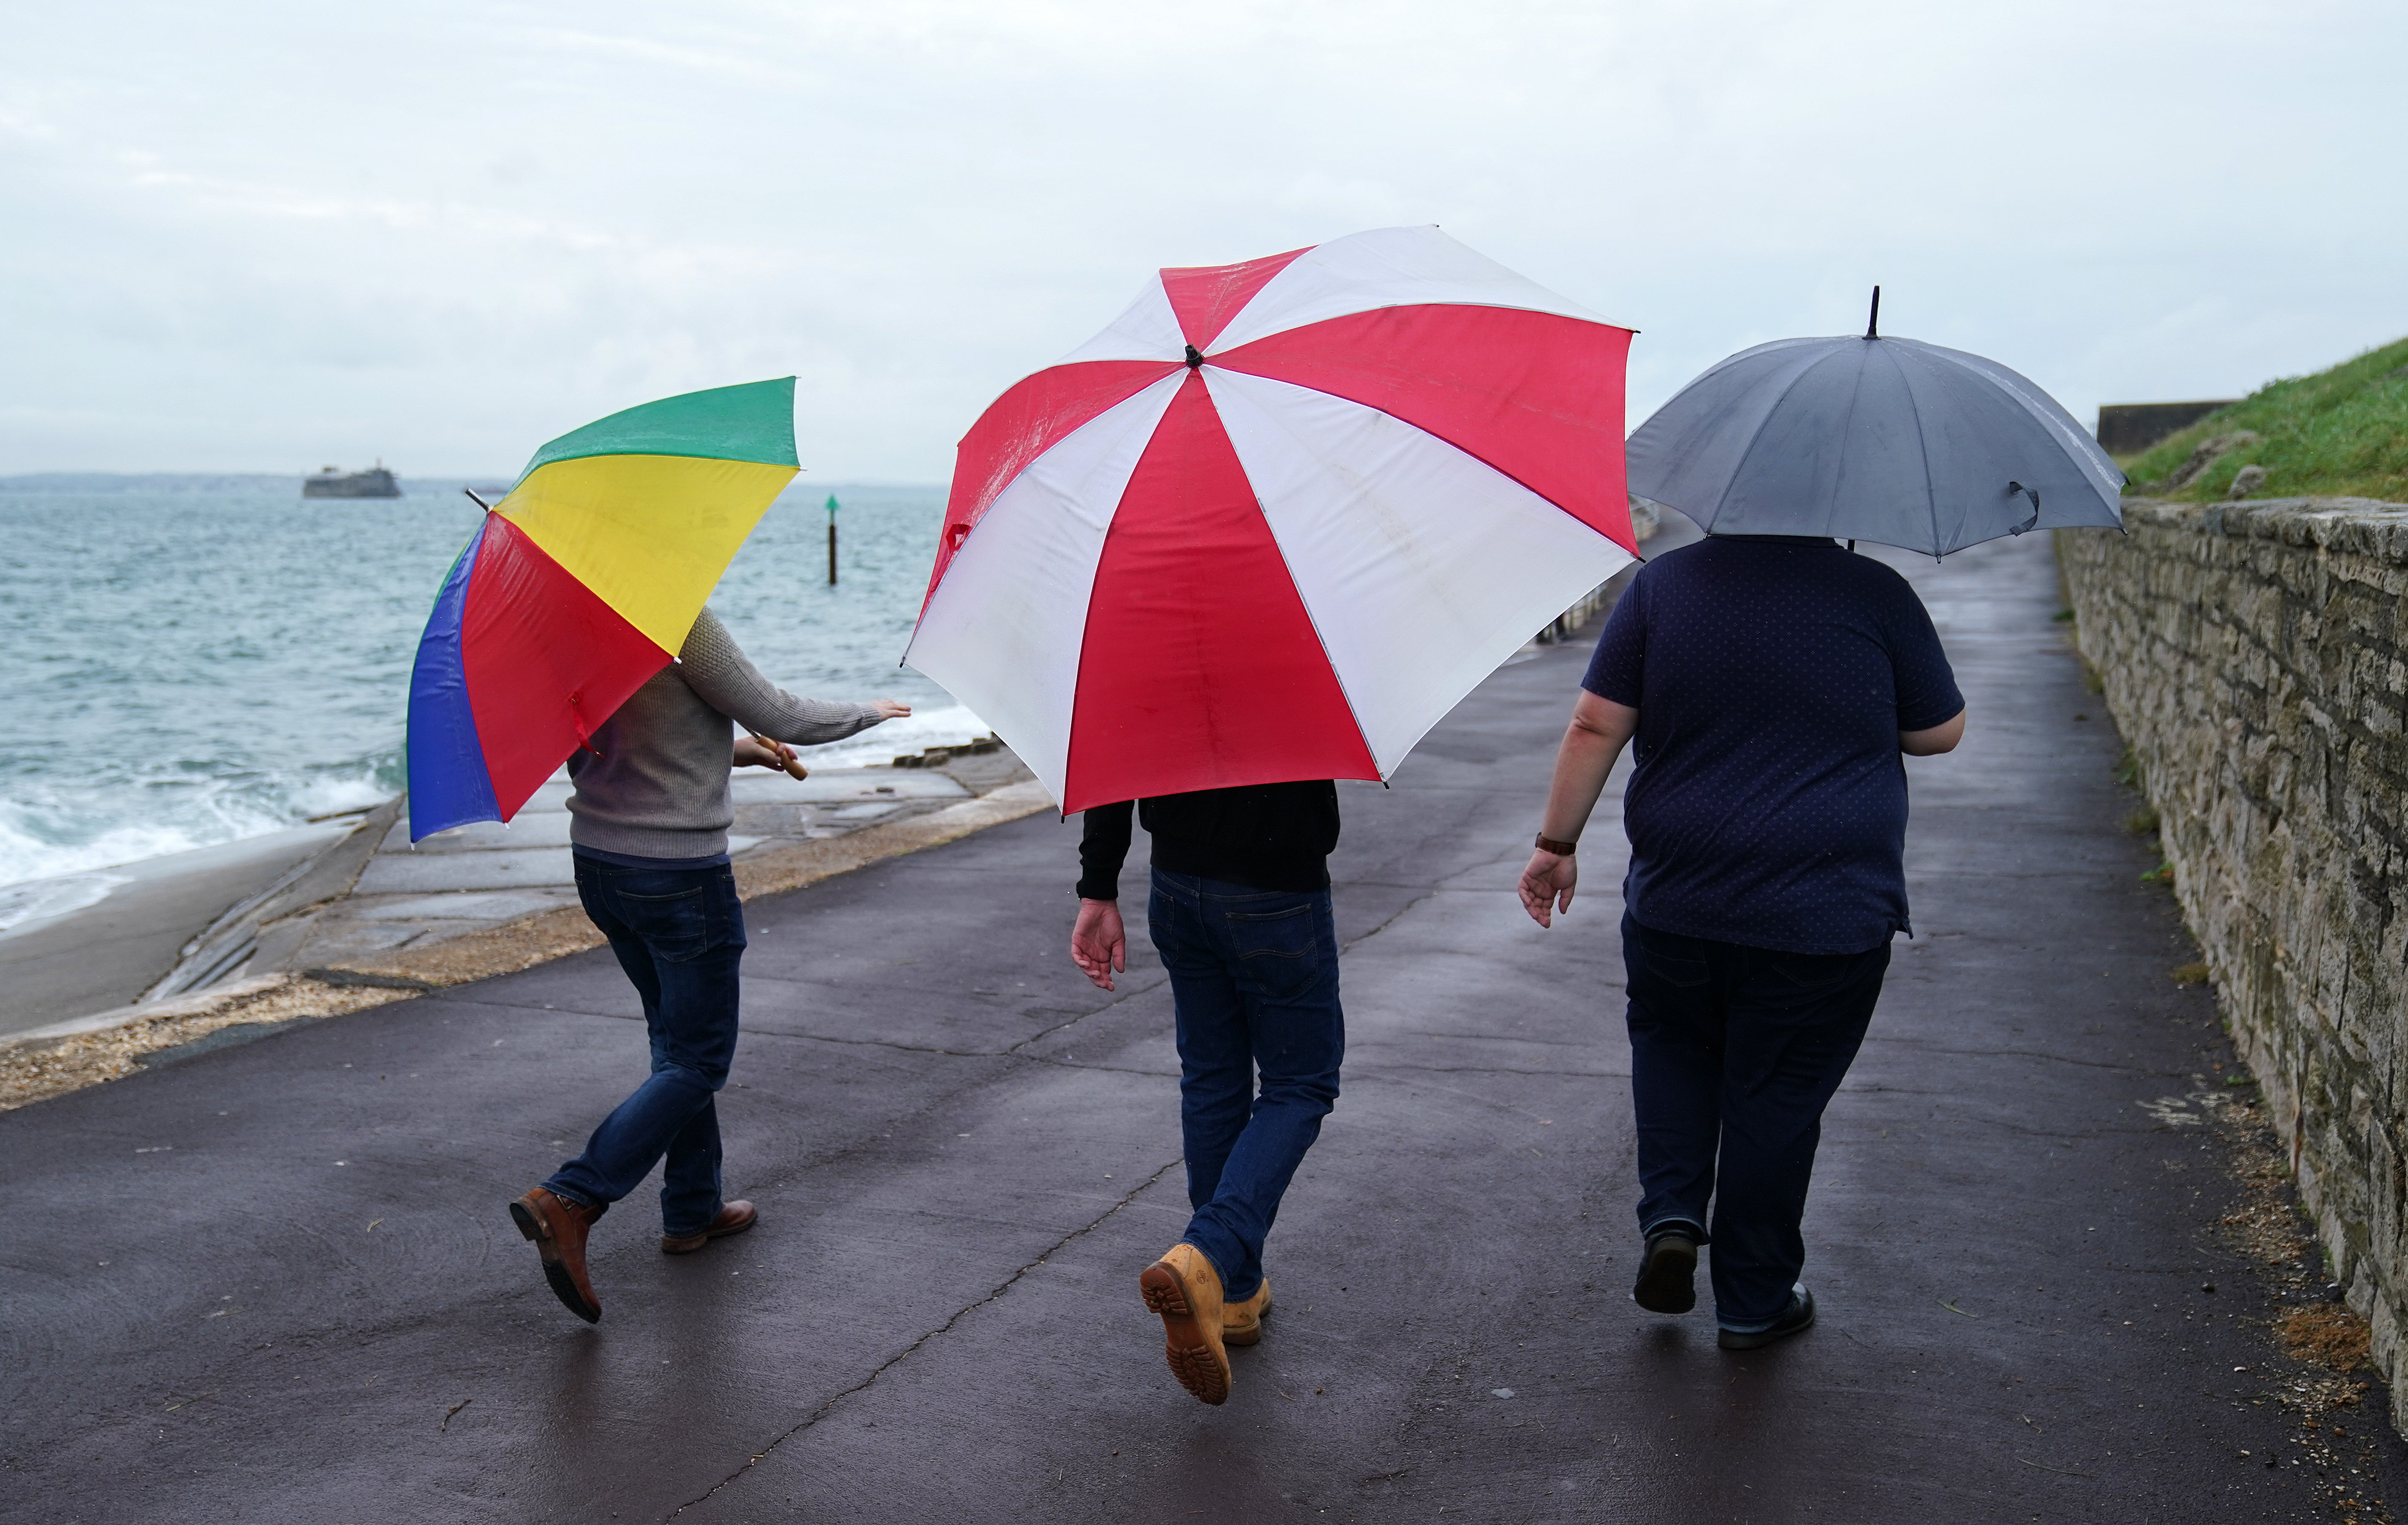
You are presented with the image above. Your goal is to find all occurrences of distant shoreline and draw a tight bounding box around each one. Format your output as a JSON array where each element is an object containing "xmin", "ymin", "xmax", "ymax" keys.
[
  {"xmin": 0, "ymin": 473, "xmax": 949, "ymax": 492},
  {"xmin": 0, "ymin": 473, "xmax": 511, "ymax": 493}
]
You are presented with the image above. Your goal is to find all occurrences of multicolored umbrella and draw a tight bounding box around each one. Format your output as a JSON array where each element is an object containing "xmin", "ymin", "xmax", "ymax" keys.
[
  {"xmin": 903, "ymin": 225, "xmax": 1637, "ymax": 813},
  {"xmin": 405, "ymin": 379, "xmax": 799, "ymax": 840}
]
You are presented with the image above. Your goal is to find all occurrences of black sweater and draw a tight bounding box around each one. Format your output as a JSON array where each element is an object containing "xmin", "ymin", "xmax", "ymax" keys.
[{"xmin": 1076, "ymin": 781, "xmax": 1341, "ymax": 899}]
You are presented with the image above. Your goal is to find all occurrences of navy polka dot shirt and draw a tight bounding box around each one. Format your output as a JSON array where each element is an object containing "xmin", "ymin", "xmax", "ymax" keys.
[{"xmin": 1583, "ymin": 535, "xmax": 1963, "ymax": 955}]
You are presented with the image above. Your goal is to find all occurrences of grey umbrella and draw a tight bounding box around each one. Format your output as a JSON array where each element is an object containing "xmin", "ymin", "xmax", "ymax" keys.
[{"xmin": 1625, "ymin": 291, "xmax": 2125, "ymax": 556}]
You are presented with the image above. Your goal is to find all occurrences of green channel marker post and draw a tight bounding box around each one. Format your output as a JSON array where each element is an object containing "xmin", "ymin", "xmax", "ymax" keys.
[{"xmin": 826, "ymin": 493, "xmax": 839, "ymax": 585}]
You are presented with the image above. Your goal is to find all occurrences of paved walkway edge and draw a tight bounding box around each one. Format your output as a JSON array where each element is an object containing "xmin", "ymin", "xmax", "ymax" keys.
[
  {"xmin": 332, "ymin": 779, "xmax": 1059, "ymax": 987},
  {"xmin": 0, "ymin": 781, "xmax": 1057, "ymax": 1107},
  {"xmin": 4, "ymin": 974, "xmax": 294, "ymax": 1049}
]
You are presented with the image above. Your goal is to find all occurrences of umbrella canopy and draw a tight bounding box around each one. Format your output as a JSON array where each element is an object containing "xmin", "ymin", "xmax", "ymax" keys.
[
  {"xmin": 406, "ymin": 379, "xmax": 799, "ymax": 840},
  {"xmin": 904, "ymin": 225, "xmax": 1638, "ymax": 813},
  {"xmin": 1626, "ymin": 302, "xmax": 2124, "ymax": 556}
]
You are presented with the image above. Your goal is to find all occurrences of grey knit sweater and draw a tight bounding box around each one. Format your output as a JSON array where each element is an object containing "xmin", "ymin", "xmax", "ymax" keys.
[{"xmin": 565, "ymin": 607, "xmax": 884, "ymax": 860}]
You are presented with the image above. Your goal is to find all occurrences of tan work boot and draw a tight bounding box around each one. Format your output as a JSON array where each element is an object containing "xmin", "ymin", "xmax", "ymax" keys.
[
  {"xmin": 1138, "ymin": 1243, "xmax": 1230, "ymax": 1404},
  {"xmin": 1223, "ymin": 1277, "xmax": 1273, "ymax": 1347}
]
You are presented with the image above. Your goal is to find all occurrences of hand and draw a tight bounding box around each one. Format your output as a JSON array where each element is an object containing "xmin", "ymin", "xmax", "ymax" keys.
[
  {"xmin": 734, "ymin": 735, "xmax": 807, "ymax": 780},
  {"xmin": 870, "ymin": 699, "xmax": 913, "ymax": 722},
  {"xmin": 1518, "ymin": 850, "xmax": 1577, "ymax": 928},
  {"xmin": 1070, "ymin": 898, "xmax": 1126, "ymax": 991}
]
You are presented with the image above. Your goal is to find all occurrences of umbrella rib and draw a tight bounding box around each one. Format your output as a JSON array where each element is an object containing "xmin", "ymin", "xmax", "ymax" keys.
[
  {"xmin": 1633, "ymin": 336, "xmax": 1832, "ymax": 522},
  {"xmin": 1209, "ymin": 362, "xmax": 1632, "ymax": 551},
  {"xmin": 1882, "ymin": 341, "xmax": 1946, "ymax": 557},
  {"xmin": 1951, "ymin": 347, "xmax": 2128, "ymax": 509},
  {"xmin": 1277, "ymin": 570, "xmax": 1382, "ymax": 779},
  {"xmin": 1819, "ymin": 346, "xmax": 1873, "ymax": 539},
  {"xmin": 1717, "ymin": 345, "xmax": 1860, "ymax": 535},
  {"xmin": 1199, "ymin": 377, "xmax": 1386, "ymax": 779}
]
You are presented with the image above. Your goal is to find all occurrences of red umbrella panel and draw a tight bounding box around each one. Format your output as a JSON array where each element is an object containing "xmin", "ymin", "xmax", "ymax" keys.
[{"xmin": 905, "ymin": 226, "xmax": 1636, "ymax": 813}]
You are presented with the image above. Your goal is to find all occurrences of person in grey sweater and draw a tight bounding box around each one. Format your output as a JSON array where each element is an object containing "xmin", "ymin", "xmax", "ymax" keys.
[{"xmin": 510, "ymin": 607, "xmax": 907, "ymax": 1323}]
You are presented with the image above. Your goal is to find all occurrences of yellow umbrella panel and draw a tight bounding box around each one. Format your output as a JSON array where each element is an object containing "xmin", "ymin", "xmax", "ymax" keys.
[{"xmin": 405, "ymin": 378, "xmax": 799, "ymax": 837}]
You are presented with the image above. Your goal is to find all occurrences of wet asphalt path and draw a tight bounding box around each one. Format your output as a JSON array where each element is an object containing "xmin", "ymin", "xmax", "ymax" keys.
[{"xmin": 3, "ymin": 529, "xmax": 2396, "ymax": 1522}]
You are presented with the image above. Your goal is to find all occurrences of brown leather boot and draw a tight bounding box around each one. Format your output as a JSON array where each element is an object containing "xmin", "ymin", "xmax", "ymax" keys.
[
  {"xmin": 661, "ymin": 1200, "xmax": 758, "ymax": 1255},
  {"xmin": 1223, "ymin": 1277, "xmax": 1273, "ymax": 1347},
  {"xmin": 1138, "ymin": 1243, "xmax": 1230, "ymax": 1404},
  {"xmin": 509, "ymin": 1187, "xmax": 606, "ymax": 1323}
]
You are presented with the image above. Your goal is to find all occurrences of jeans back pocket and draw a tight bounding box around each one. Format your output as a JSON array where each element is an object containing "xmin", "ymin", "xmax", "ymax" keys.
[
  {"xmin": 616, "ymin": 885, "xmax": 713, "ymax": 963},
  {"xmin": 1225, "ymin": 901, "xmax": 1325, "ymax": 999}
]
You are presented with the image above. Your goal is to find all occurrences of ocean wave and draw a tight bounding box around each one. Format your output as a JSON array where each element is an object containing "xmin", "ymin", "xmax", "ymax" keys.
[
  {"xmin": 1, "ymin": 480, "xmax": 960, "ymax": 891},
  {"xmin": 0, "ymin": 714, "xmax": 998, "ymax": 889},
  {"xmin": 0, "ymin": 712, "xmax": 992, "ymax": 890},
  {"xmin": 0, "ymin": 870, "xmax": 133, "ymax": 932},
  {"xmin": 0, "ymin": 758, "xmax": 397, "ymax": 889},
  {"xmin": 0, "ymin": 815, "xmax": 215, "ymax": 887}
]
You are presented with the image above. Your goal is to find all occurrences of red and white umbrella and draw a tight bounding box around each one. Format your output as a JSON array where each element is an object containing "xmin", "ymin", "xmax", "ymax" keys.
[{"xmin": 905, "ymin": 225, "xmax": 1637, "ymax": 813}]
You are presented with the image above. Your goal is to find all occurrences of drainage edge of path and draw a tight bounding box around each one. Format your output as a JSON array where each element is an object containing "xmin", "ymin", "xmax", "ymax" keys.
[{"xmin": 2199, "ymin": 1076, "xmax": 2403, "ymax": 1521}]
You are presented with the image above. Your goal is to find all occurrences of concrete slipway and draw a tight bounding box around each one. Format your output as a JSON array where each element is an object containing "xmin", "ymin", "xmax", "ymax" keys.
[
  {"xmin": 4, "ymin": 530, "xmax": 2404, "ymax": 1522},
  {"xmin": 0, "ymin": 747, "xmax": 1025, "ymax": 1045}
]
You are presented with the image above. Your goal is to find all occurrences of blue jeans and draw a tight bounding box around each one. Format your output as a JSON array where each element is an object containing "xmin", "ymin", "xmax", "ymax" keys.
[
  {"xmin": 544, "ymin": 857, "xmax": 747, "ymax": 1237},
  {"xmin": 1148, "ymin": 869, "xmax": 1345, "ymax": 1302},
  {"xmin": 1621, "ymin": 911, "xmax": 1888, "ymax": 1328}
]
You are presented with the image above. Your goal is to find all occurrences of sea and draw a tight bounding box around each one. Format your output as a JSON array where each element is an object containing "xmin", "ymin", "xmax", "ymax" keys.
[{"xmin": 0, "ymin": 475, "xmax": 984, "ymax": 923}]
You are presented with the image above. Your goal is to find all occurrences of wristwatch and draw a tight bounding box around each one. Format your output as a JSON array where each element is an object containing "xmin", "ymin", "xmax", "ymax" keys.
[{"xmin": 1535, "ymin": 833, "xmax": 1578, "ymax": 856}]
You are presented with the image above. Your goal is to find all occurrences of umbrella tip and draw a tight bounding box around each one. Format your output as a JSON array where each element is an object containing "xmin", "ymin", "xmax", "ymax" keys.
[
  {"xmin": 1184, "ymin": 344, "xmax": 1204, "ymax": 368},
  {"xmin": 1866, "ymin": 286, "xmax": 1881, "ymax": 340}
]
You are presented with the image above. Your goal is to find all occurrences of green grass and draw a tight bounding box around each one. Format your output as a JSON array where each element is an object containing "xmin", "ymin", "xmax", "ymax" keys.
[{"xmin": 2120, "ymin": 335, "xmax": 2408, "ymax": 504}]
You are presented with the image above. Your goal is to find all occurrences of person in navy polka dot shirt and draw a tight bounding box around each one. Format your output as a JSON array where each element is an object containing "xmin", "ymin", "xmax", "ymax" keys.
[{"xmin": 1518, "ymin": 533, "xmax": 1966, "ymax": 1350}]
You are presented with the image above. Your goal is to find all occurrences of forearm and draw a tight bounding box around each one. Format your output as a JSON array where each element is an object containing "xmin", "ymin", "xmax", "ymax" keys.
[
  {"xmin": 679, "ymin": 610, "xmax": 881, "ymax": 744},
  {"xmin": 742, "ymin": 694, "xmax": 883, "ymax": 747},
  {"xmin": 1539, "ymin": 694, "xmax": 1638, "ymax": 844}
]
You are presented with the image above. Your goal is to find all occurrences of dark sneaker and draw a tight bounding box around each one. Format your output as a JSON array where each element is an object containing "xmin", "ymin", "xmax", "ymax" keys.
[
  {"xmin": 1718, "ymin": 1285, "xmax": 1816, "ymax": 1350},
  {"xmin": 1632, "ymin": 1226, "xmax": 1699, "ymax": 1314}
]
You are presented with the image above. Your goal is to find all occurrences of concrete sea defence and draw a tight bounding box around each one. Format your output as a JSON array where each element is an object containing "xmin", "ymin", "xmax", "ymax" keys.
[
  {"xmin": 2061, "ymin": 495, "xmax": 2408, "ymax": 1421},
  {"xmin": 0, "ymin": 749, "xmax": 1050, "ymax": 1107}
]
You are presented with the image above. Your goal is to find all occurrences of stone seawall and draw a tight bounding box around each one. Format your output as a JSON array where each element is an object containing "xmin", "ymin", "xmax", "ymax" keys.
[{"xmin": 2060, "ymin": 496, "xmax": 2408, "ymax": 1414}]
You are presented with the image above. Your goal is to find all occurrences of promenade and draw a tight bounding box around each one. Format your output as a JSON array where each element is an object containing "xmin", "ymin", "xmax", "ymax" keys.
[{"xmin": 5, "ymin": 530, "xmax": 2401, "ymax": 1522}]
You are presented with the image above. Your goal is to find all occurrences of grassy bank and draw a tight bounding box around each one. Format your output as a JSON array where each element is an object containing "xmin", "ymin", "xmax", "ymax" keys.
[{"xmin": 2120, "ymin": 335, "xmax": 2408, "ymax": 504}]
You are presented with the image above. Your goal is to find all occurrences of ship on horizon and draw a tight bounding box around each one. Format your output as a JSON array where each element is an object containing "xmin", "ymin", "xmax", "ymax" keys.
[{"xmin": 302, "ymin": 461, "xmax": 401, "ymax": 498}]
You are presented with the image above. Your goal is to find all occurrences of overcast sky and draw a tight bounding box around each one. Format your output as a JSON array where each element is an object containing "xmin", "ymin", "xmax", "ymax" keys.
[{"xmin": 4, "ymin": 0, "xmax": 2403, "ymax": 479}]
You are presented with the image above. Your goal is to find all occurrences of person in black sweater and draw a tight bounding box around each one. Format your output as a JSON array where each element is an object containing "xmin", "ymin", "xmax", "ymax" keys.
[{"xmin": 1071, "ymin": 780, "xmax": 1345, "ymax": 1406}]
